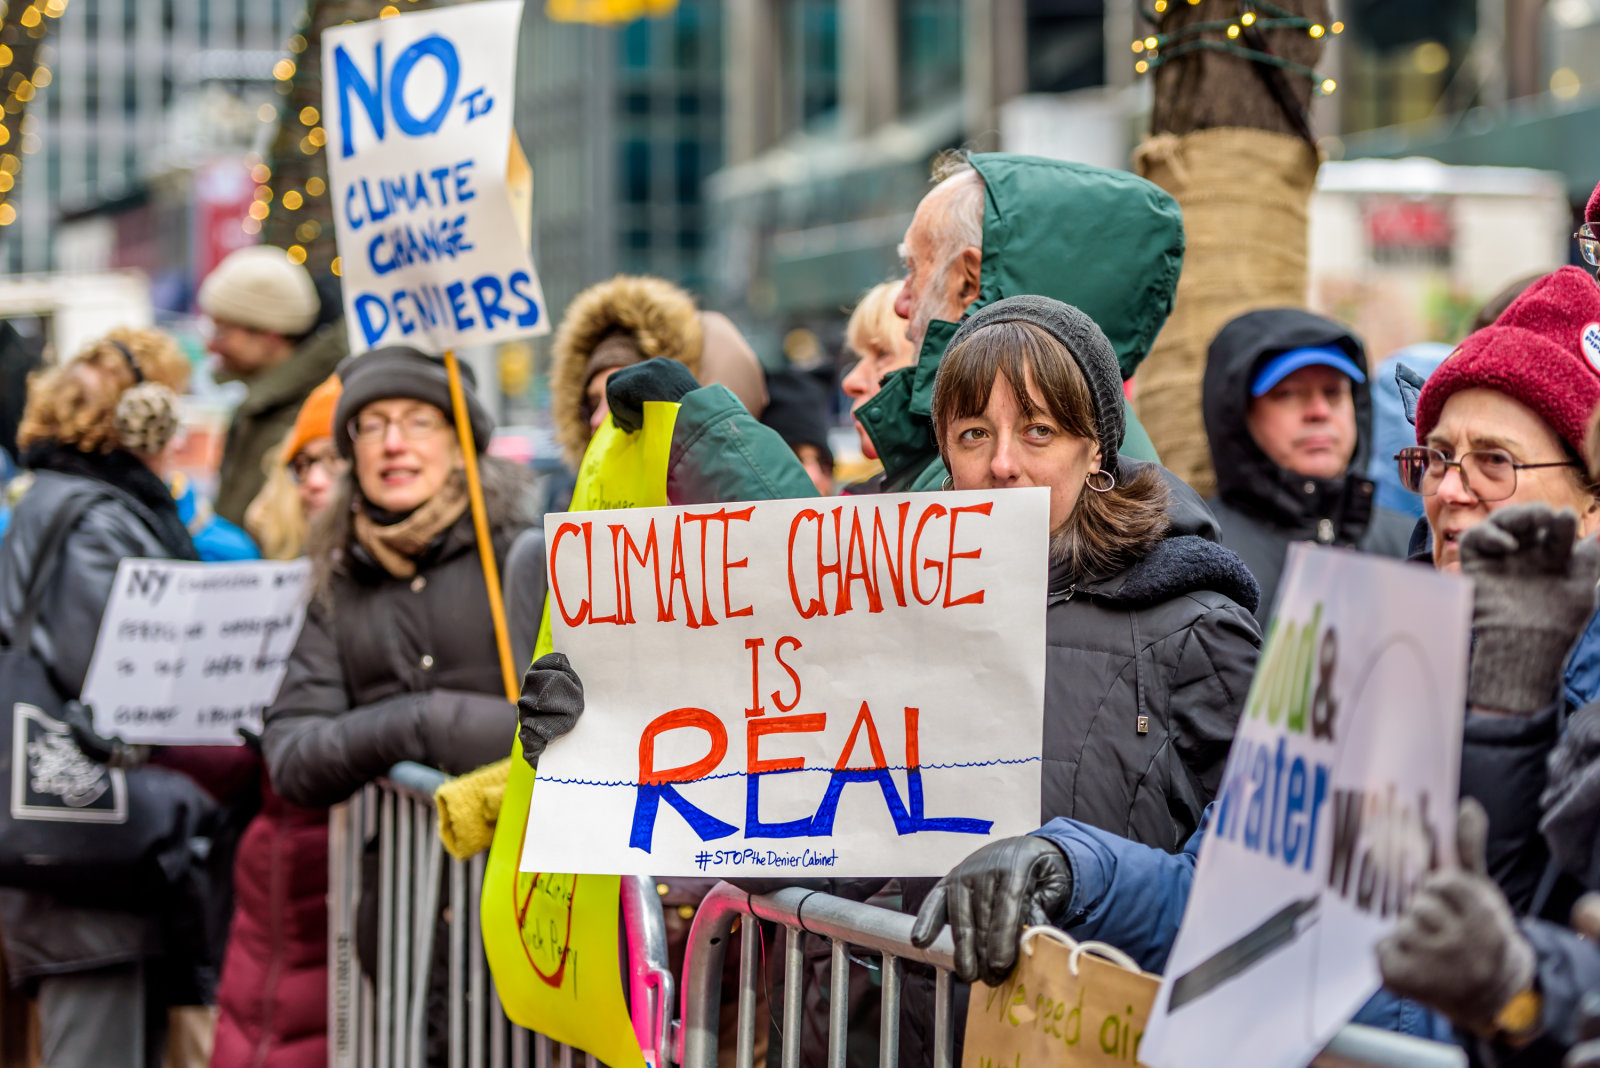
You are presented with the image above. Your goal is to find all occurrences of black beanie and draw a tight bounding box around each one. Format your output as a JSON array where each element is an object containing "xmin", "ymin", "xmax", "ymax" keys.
[
  {"xmin": 333, "ymin": 346, "xmax": 495, "ymax": 458},
  {"xmin": 760, "ymin": 368, "xmax": 833, "ymax": 464}
]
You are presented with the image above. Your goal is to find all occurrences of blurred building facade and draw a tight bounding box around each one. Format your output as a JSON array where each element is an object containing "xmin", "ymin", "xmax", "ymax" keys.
[
  {"xmin": 8, "ymin": 0, "xmax": 298, "ymax": 302},
  {"xmin": 707, "ymin": 0, "xmax": 1112, "ymax": 360}
]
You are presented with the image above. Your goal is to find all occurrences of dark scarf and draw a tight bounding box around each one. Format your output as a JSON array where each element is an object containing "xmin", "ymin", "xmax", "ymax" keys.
[{"xmin": 23, "ymin": 440, "xmax": 200, "ymax": 561}]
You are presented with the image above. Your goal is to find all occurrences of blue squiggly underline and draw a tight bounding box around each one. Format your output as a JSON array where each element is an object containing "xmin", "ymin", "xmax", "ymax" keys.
[{"xmin": 538, "ymin": 756, "xmax": 1043, "ymax": 788}]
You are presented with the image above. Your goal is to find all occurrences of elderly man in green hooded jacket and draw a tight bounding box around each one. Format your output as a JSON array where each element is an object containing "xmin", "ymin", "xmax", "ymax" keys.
[{"xmin": 607, "ymin": 151, "xmax": 1184, "ymax": 502}]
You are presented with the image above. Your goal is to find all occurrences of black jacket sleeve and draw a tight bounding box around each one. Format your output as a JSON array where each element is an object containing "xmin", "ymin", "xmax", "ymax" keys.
[
  {"xmin": 1165, "ymin": 596, "xmax": 1262, "ymax": 804},
  {"xmin": 40, "ymin": 501, "xmax": 157, "ymax": 698}
]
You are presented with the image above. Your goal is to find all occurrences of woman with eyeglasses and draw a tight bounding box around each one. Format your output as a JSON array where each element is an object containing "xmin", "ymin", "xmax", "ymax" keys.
[{"xmin": 261, "ymin": 347, "xmax": 530, "ymax": 810}]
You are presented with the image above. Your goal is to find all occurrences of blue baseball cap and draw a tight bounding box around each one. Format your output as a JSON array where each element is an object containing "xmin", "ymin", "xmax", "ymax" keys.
[{"xmin": 1250, "ymin": 346, "xmax": 1367, "ymax": 397}]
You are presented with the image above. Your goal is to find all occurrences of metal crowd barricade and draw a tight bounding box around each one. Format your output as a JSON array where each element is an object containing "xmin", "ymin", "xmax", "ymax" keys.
[
  {"xmin": 328, "ymin": 762, "xmax": 677, "ymax": 1068},
  {"xmin": 675, "ymin": 883, "xmax": 1469, "ymax": 1068}
]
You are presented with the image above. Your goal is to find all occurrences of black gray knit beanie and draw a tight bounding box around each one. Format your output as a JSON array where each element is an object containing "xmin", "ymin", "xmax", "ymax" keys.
[
  {"xmin": 942, "ymin": 294, "xmax": 1126, "ymax": 461},
  {"xmin": 333, "ymin": 346, "xmax": 495, "ymax": 458}
]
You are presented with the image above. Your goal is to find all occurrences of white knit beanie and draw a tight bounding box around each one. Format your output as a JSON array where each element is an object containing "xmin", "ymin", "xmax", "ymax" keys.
[{"xmin": 198, "ymin": 246, "xmax": 319, "ymax": 336}]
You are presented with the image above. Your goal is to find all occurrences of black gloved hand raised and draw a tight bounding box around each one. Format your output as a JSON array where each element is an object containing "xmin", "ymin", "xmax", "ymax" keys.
[
  {"xmin": 518, "ymin": 653, "xmax": 584, "ymax": 768},
  {"xmin": 910, "ymin": 835, "xmax": 1074, "ymax": 986},
  {"xmin": 605, "ymin": 358, "xmax": 701, "ymax": 433},
  {"xmin": 62, "ymin": 699, "xmax": 148, "ymax": 768}
]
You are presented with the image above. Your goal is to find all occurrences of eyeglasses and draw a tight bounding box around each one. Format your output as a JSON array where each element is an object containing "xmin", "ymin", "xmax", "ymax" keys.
[
  {"xmin": 288, "ymin": 451, "xmax": 347, "ymax": 484},
  {"xmin": 348, "ymin": 410, "xmax": 449, "ymax": 445},
  {"xmin": 1576, "ymin": 223, "xmax": 1600, "ymax": 268},
  {"xmin": 1394, "ymin": 445, "xmax": 1578, "ymax": 503}
]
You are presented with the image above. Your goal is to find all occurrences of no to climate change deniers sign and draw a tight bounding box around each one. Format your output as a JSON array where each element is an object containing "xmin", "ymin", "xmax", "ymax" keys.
[
  {"xmin": 322, "ymin": 0, "xmax": 549, "ymax": 352},
  {"xmin": 523, "ymin": 489, "xmax": 1050, "ymax": 878},
  {"xmin": 1139, "ymin": 545, "xmax": 1471, "ymax": 1068},
  {"xmin": 81, "ymin": 559, "xmax": 311, "ymax": 745}
]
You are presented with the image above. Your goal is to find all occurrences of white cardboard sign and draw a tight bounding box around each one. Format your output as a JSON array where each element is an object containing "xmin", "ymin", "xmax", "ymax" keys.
[
  {"xmin": 522, "ymin": 489, "xmax": 1050, "ymax": 878},
  {"xmin": 1139, "ymin": 545, "xmax": 1471, "ymax": 1068},
  {"xmin": 81, "ymin": 559, "xmax": 311, "ymax": 745},
  {"xmin": 322, "ymin": 0, "xmax": 548, "ymax": 353}
]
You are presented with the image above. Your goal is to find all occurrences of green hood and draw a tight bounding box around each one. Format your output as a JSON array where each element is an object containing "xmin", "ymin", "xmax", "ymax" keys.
[{"xmin": 862, "ymin": 154, "xmax": 1184, "ymax": 485}]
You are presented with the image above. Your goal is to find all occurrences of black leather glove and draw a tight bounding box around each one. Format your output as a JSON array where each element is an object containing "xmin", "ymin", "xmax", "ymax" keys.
[
  {"xmin": 518, "ymin": 653, "xmax": 584, "ymax": 768},
  {"xmin": 62, "ymin": 699, "xmax": 149, "ymax": 768},
  {"xmin": 910, "ymin": 835, "xmax": 1073, "ymax": 986},
  {"xmin": 605, "ymin": 358, "xmax": 701, "ymax": 433}
]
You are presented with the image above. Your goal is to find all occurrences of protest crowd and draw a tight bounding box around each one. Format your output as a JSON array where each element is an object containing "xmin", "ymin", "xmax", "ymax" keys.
[{"xmin": 6, "ymin": 14, "xmax": 1600, "ymax": 1068}]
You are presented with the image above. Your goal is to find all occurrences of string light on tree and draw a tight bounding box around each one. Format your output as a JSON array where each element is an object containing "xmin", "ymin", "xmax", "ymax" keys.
[{"xmin": 1131, "ymin": 1, "xmax": 1335, "ymax": 91}]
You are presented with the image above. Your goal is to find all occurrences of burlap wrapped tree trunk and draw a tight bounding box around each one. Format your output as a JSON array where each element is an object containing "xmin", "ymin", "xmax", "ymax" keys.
[
  {"xmin": 1133, "ymin": 128, "xmax": 1320, "ymax": 496},
  {"xmin": 1129, "ymin": 0, "xmax": 1328, "ymax": 497}
]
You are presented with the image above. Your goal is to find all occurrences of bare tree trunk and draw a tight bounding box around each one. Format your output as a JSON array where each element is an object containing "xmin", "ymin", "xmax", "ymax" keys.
[
  {"xmin": 1151, "ymin": 0, "xmax": 1328, "ymax": 135},
  {"xmin": 1131, "ymin": 0, "xmax": 1329, "ymax": 497}
]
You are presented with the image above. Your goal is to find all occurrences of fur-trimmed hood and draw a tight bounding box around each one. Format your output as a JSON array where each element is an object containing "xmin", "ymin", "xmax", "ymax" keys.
[{"xmin": 551, "ymin": 275, "xmax": 704, "ymax": 467}]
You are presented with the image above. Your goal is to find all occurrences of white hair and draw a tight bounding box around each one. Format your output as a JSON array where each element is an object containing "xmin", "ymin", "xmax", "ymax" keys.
[{"xmin": 926, "ymin": 157, "xmax": 985, "ymax": 263}]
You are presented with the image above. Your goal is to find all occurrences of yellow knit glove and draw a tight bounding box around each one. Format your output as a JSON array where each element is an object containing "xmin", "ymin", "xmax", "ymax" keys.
[{"xmin": 435, "ymin": 758, "xmax": 510, "ymax": 860}]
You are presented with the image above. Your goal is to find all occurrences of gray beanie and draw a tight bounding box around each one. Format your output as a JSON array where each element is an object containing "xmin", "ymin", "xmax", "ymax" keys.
[
  {"xmin": 333, "ymin": 346, "xmax": 495, "ymax": 457},
  {"xmin": 943, "ymin": 294, "xmax": 1126, "ymax": 462}
]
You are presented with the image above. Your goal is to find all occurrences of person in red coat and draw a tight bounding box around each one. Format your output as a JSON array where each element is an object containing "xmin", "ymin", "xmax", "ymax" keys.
[{"xmin": 211, "ymin": 377, "xmax": 343, "ymax": 1068}]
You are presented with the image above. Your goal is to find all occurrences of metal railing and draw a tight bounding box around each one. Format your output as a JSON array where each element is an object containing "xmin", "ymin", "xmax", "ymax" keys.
[
  {"xmin": 676, "ymin": 883, "xmax": 1469, "ymax": 1068},
  {"xmin": 328, "ymin": 762, "xmax": 676, "ymax": 1068}
]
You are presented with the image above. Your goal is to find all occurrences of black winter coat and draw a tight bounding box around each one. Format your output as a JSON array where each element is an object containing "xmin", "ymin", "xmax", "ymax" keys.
[
  {"xmin": 1039, "ymin": 472, "xmax": 1263, "ymax": 847},
  {"xmin": 263, "ymin": 510, "xmax": 527, "ymax": 808},
  {"xmin": 897, "ymin": 463, "xmax": 1262, "ymax": 1068},
  {"xmin": 0, "ymin": 459, "xmax": 208, "ymax": 985},
  {"xmin": 1203, "ymin": 308, "xmax": 1413, "ymax": 620}
]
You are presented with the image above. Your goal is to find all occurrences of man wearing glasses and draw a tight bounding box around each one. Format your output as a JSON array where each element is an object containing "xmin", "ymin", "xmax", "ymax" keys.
[{"xmin": 1201, "ymin": 307, "xmax": 1414, "ymax": 621}]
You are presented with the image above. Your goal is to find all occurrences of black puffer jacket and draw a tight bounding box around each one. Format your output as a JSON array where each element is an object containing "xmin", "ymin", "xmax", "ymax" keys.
[
  {"xmin": 262, "ymin": 471, "xmax": 529, "ymax": 808},
  {"xmin": 1203, "ymin": 309, "xmax": 1413, "ymax": 620},
  {"xmin": 1038, "ymin": 462, "xmax": 1262, "ymax": 848},
  {"xmin": 897, "ymin": 462, "xmax": 1261, "ymax": 1068}
]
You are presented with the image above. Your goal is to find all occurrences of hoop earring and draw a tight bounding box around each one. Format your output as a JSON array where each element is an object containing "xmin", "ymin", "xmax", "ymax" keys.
[
  {"xmin": 1084, "ymin": 468, "xmax": 1115, "ymax": 493},
  {"xmin": 941, "ymin": 474, "xmax": 954, "ymax": 491}
]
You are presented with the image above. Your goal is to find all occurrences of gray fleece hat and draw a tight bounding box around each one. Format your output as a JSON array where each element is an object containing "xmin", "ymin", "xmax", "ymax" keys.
[
  {"xmin": 942, "ymin": 294, "xmax": 1126, "ymax": 461},
  {"xmin": 333, "ymin": 346, "xmax": 495, "ymax": 458}
]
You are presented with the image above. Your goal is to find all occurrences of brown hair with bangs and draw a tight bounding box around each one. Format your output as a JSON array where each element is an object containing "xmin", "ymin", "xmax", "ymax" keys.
[{"xmin": 932, "ymin": 320, "xmax": 1170, "ymax": 580}]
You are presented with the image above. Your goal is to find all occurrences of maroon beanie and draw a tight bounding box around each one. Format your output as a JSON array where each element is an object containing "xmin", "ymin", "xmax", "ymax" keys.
[
  {"xmin": 1588, "ymin": 178, "xmax": 1600, "ymax": 225},
  {"xmin": 1416, "ymin": 266, "xmax": 1600, "ymax": 457}
]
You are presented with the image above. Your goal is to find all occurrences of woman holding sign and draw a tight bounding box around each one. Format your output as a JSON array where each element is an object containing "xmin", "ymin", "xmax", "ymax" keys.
[{"xmin": 883, "ymin": 296, "xmax": 1263, "ymax": 1062}]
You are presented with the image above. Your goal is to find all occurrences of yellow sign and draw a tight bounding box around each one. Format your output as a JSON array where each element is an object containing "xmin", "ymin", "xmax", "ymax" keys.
[
  {"xmin": 963, "ymin": 927, "xmax": 1160, "ymax": 1068},
  {"xmin": 482, "ymin": 403, "xmax": 681, "ymax": 1068},
  {"xmin": 546, "ymin": 0, "xmax": 677, "ymax": 23}
]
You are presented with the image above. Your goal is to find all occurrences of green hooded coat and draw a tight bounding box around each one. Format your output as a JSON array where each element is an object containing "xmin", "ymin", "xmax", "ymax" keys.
[{"xmin": 666, "ymin": 154, "xmax": 1185, "ymax": 503}]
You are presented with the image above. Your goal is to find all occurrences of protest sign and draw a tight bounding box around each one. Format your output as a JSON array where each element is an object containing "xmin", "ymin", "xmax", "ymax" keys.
[
  {"xmin": 521, "ymin": 487, "xmax": 1050, "ymax": 879},
  {"xmin": 1139, "ymin": 545, "xmax": 1470, "ymax": 1068},
  {"xmin": 321, "ymin": 0, "xmax": 549, "ymax": 353},
  {"xmin": 81, "ymin": 559, "xmax": 311, "ymax": 745},
  {"xmin": 963, "ymin": 928, "xmax": 1159, "ymax": 1068},
  {"xmin": 483, "ymin": 406, "xmax": 684, "ymax": 1068}
]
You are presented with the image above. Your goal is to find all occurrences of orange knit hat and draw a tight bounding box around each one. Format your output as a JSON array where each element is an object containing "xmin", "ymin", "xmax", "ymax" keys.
[{"xmin": 282, "ymin": 375, "xmax": 342, "ymax": 464}]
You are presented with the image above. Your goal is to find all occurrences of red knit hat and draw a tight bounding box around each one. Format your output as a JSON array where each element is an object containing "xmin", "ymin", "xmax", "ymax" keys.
[
  {"xmin": 1587, "ymin": 178, "xmax": 1600, "ymax": 225},
  {"xmin": 1416, "ymin": 266, "xmax": 1600, "ymax": 457}
]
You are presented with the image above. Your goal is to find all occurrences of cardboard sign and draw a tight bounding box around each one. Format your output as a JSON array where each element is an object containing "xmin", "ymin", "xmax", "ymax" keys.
[
  {"xmin": 964, "ymin": 928, "xmax": 1159, "ymax": 1068},
  {"xmin": 1138, "ymin": 546, "xmax": 1470, "ymax": 1068},
  {"xmin": 322, "ymin": 0, "xmax": 550, "ymax": 353},
  {"xmin": 80, "ymin": 559, "xmax": 311, "ymax": 745},
  {"xmin": 521, "ymin": 488, "xmax": 1050, "ymax": 878}
]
